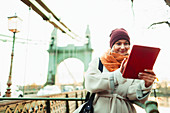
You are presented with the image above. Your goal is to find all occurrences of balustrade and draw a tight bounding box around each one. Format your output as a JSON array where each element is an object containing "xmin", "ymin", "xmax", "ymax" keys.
[
  {"xmin": 0, "ymin": 90, "xmax": 159, "ymax": 113},
  {"xmin": 0, "ymin": 90, "xmax": 86, "ymax": 113}
]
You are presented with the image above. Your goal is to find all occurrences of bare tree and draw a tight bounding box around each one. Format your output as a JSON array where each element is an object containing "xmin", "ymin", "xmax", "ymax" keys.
[{"xmin": 148, "ymin": 21, "xmax": 170, "ymax": 29}]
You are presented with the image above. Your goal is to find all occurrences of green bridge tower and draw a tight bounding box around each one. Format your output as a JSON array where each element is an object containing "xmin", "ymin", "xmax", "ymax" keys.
[{"xmin": 45, "ymin": 25, "xmax": 93, "ymax": 86}]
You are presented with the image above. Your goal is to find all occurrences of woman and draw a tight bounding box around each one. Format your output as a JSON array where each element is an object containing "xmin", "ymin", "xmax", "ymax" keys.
[{"xmin": 74, "ymin": 28, "xmax": 156, "ymax": 113}]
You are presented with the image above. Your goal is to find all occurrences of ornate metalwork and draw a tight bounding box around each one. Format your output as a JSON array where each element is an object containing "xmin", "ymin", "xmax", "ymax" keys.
[
  {"xmin": 0, "ymin": 90, "xmax": 86, "ymax": 113},
  {"xmin": 0, "ymin": 90, "xmax": 159, "ymax": 113}
]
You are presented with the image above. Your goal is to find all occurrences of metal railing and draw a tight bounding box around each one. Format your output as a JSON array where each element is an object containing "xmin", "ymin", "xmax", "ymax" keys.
[
  {"xmin": 0, "ymin": 90, "xmax": 159, "ymax": 113},
  {"xmin": 0, "ymin": 97, "xmax": 84, "ymax": 113},
  {"xmin": 0, "ymin": 90, "xmax": 86, "ymax": 113}
]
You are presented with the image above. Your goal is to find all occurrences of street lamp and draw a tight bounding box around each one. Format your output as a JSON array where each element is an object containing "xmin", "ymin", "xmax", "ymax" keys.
[{"xmin": 5, "ymin": 15, "xmax": 22, "ymax": 97}]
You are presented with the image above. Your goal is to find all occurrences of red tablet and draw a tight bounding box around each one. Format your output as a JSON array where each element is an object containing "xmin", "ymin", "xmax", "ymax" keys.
[{"xmin": 122, "ymin": 45, "xmax": 160, "ymax": 79}]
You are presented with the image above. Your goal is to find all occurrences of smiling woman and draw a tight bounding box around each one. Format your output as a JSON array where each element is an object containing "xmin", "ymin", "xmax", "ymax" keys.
[{"xmin": 0, "ymin": 0, "xmax": 170, "ymax": 96}]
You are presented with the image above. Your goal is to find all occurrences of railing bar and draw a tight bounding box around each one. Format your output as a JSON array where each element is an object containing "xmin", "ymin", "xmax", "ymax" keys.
[
  {"xmin": 65, "ymin": 94, "xmax": 69, "ymax": 113},
  {"xmin": 131, "ymin": 101, "xmax": 145, "ymax": 109},
  {"xmin": 46, "ymin": 100, "xmax": 51, "ymax": 113},
  {"xmin": 0, "ymin": 98, "xmax": 85, "ymax": 101}
]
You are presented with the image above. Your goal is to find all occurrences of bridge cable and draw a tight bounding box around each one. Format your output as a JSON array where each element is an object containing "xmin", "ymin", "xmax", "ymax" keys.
[
  {"xmin": 0, "ymin": 33, "xmax": 50, "ymax": 45},
  {"xmin": 23, "ymin": 7, "xmax": 32, "ymax": 95},
  {"xmin": 63, "ymin": 60, "xmax": 77, "ymax": 85}
]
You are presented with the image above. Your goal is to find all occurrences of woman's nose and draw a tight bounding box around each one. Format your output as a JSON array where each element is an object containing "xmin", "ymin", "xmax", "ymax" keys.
[{"xmin": 120, "ymin": 44, "xmax": 125, "ymax": 49}]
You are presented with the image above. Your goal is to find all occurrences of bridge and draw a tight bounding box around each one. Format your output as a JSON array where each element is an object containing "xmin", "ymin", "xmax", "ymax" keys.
[
  {"xmin": 45, "ymin": 26, "xmax": 92, "ymax": 88},
  {"xmin": 0, "ymin": 0, "xmax": 162, "ymax": 113}
]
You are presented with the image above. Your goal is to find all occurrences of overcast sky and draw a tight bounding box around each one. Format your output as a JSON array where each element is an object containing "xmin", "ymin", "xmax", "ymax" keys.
[{"xmin": 0, "ymin": 0, "xmax": 170, "ymax": 87}]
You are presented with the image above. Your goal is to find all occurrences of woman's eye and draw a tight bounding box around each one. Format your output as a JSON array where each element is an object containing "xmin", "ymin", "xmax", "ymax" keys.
[
  {"xmin": 116, "ymin": 43, "xmax": 121, "ymax": 45},
  {"xmin": 124, "ymin": 42, "xmax": 129, "ymax": 45}
]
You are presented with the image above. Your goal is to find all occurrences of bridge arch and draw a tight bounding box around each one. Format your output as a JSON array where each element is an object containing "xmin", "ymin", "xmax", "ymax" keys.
[{"xmin": 45, "ymin": 25, "xmax": 93, "ymax": 86}]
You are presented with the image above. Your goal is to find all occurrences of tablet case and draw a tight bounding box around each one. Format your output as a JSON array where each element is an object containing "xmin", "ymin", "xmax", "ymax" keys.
[{"xmin": 122, "ymin": 45, "xmax": 160, "ymax": 79}]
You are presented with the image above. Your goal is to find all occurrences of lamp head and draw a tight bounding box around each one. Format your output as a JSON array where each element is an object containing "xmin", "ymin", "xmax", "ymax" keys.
[{"xmin": 8, "ymin": 16, "xmax": 22, "ymax": 33}]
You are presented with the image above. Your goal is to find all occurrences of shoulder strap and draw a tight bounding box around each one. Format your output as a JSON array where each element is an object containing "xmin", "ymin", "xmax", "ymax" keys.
[
  {"xmin": 81, "ymin": 58, "xmax": 103, "ymax": 113},
  {"xmin": 85, "ymin": 91, "xmax": 90, "ymax": 102},
  {"xmin": 86, "ymin": 58, "xmax": 103, "ymax": 99},
  {"xmin": 98, "ymin": 58, "xmax": 103, "ymax": 72}
]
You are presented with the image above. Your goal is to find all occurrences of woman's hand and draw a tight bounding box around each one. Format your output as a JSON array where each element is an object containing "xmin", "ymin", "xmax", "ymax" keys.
[
  {"xmin": 138, "ymin": 69, "xmax": 156, "ymax": 88},
  {"xmin": 120, "ymin": 58, "xmax": 127, "ymax": 74}
]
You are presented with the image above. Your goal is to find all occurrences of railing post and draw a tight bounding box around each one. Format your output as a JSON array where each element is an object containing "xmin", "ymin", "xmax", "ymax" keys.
[
  {"xmin": 81, "ymin": 91, "xmax": 84, "ymax": 104},
  {"xmin": 66, "ymin": 94, "xmax": 69, "ymax": 113},
  {"xmin": 75, "ymin": 92, "xmax": 78, "ymax": 109},
  {"xmin": 145, "ymin": 101, "xmax": 159, "ymax": 113},
  {"xmin": 46, "ymin": 100, "xmax": 51, "ymax": 113}
]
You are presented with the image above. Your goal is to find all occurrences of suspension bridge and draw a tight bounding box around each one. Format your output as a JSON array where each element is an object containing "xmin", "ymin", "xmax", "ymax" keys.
[{"xmin": 1, "ymin": 0, "xmax": 168, "ymax": 112}]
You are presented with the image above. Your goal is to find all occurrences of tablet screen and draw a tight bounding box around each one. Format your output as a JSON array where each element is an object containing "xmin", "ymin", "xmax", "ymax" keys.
[{"xmin": 122, "ymin": 45, "xmax": 160, "ymax": 79}]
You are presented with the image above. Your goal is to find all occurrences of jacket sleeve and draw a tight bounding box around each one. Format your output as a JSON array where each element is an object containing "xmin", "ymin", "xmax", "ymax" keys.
[
  {"xmin": 85, "ymin": 58, "xmax": 126, "ymax": 93},
  {"xmin": 127, "ymin": 79, "xmax": 152, "ymax": 104}
]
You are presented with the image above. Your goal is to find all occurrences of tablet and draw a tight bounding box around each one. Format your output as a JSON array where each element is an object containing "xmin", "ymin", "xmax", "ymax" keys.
[{"xmin": 122, "ymin": 45, "xmax": 160, "ymax": 79}]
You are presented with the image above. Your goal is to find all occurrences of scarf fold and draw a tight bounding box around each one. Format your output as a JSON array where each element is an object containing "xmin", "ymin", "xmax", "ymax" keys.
[{"xmin": 100, "ymin": 49, "xmax": 129, "ymax": 72}]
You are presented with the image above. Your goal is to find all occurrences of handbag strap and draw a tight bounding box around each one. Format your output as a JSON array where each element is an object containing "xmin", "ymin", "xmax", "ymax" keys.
[
  {"xmin": 86, "ymin": 58, "xmax": 103, "ymax": 104},
  {"xmin": 85, "ymin": 91, "xmax": 90, "ymax": 102},
  {"xmin": 98, "ymin": 58, "xmax": 103, "ymax": 72},
  {"xmin": 80, "ymin": 58, "xmax": 103, "ymax": 113},
  {"xmin": 90, "ymin": 58, "xmax": 103, "ymax": 99},
  {"xmin": 80, "ymin": 93, "xmax": 96, "ymax": 113}
]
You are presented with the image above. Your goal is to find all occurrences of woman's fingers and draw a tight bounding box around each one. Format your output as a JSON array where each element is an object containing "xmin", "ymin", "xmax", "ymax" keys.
[
  {"xmin": 138, "ymin": 69, "xmax": 157, "ymax": 87},
  {"xmin": 144, "ymin": 69, "xmax": 156, "ymax": 75},
  {"xmin": 120, "ymin": 58, "xmax": 127, "ymax": 73},
  {"xmin": 138, "ymin": 69, "xmax": 156, "ymax": 78},
  {"xmin": 139, "ymin": 75, "xmax": 156, "ymax": 82},
  {"xmin": 138, "ymin": 72, "xmax": 156, "ymax": 78},
  {"xmin": 139, "ymin": 76, "xmax": 155, "ymax": 87},
  {"xmin": 121, "ymin": 58, "xmax": 127, "ymax": 66}
]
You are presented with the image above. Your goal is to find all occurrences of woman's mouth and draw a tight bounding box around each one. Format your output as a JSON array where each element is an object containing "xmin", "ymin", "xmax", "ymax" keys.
[{"xmin": 120, "ymin": 50, "xmax": 125, "ymax": 53}]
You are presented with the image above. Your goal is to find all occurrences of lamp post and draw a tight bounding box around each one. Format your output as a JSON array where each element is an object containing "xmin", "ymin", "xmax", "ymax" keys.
[{"xmin": 5, "ymin": 15, "xmax": 22, "ymax": 97}]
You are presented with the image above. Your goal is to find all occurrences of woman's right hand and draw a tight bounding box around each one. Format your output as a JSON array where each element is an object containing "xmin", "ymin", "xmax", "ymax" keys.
[
  {"xmin": 120, "ymin": 58, "xmax": 128, "ymax": 74},
  {"xmin": 138, "ymin": 69, "xmax": 156, "ymax": 87}
]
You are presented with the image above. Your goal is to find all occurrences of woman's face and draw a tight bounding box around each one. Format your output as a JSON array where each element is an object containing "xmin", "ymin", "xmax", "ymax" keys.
[{"xmin": 111, "ymin": 39, "xmax": 130, "ymax": 55}]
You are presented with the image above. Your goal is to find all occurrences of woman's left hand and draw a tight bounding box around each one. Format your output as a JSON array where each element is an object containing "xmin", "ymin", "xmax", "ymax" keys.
[
  {"xmin": 120, "ymin": 58, "xmax": 128, "ymax": 74},
  {"xmin": 138, "ymin": 69, "xmax": 156, "ymax": 88}
]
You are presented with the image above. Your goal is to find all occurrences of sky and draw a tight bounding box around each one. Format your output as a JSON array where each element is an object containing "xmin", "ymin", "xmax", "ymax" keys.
[{"xmin": 0, "ymin": 0, "xmax": 170, "ymax": 88}]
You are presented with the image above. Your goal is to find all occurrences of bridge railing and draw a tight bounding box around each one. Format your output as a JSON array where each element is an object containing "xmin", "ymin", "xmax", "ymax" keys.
[
  {"xmin": 0, "ymin": 90, "xmax": 86, "ymax": 113},
  {"xmin": 0, "ymin": 89, "xmax": 159, "ymax": 113}
]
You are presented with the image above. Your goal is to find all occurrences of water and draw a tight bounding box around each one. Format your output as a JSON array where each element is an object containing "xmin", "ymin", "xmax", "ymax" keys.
[{"xmin": 135, "ymin": 97, "xmax": 170, "ymax": 113}]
